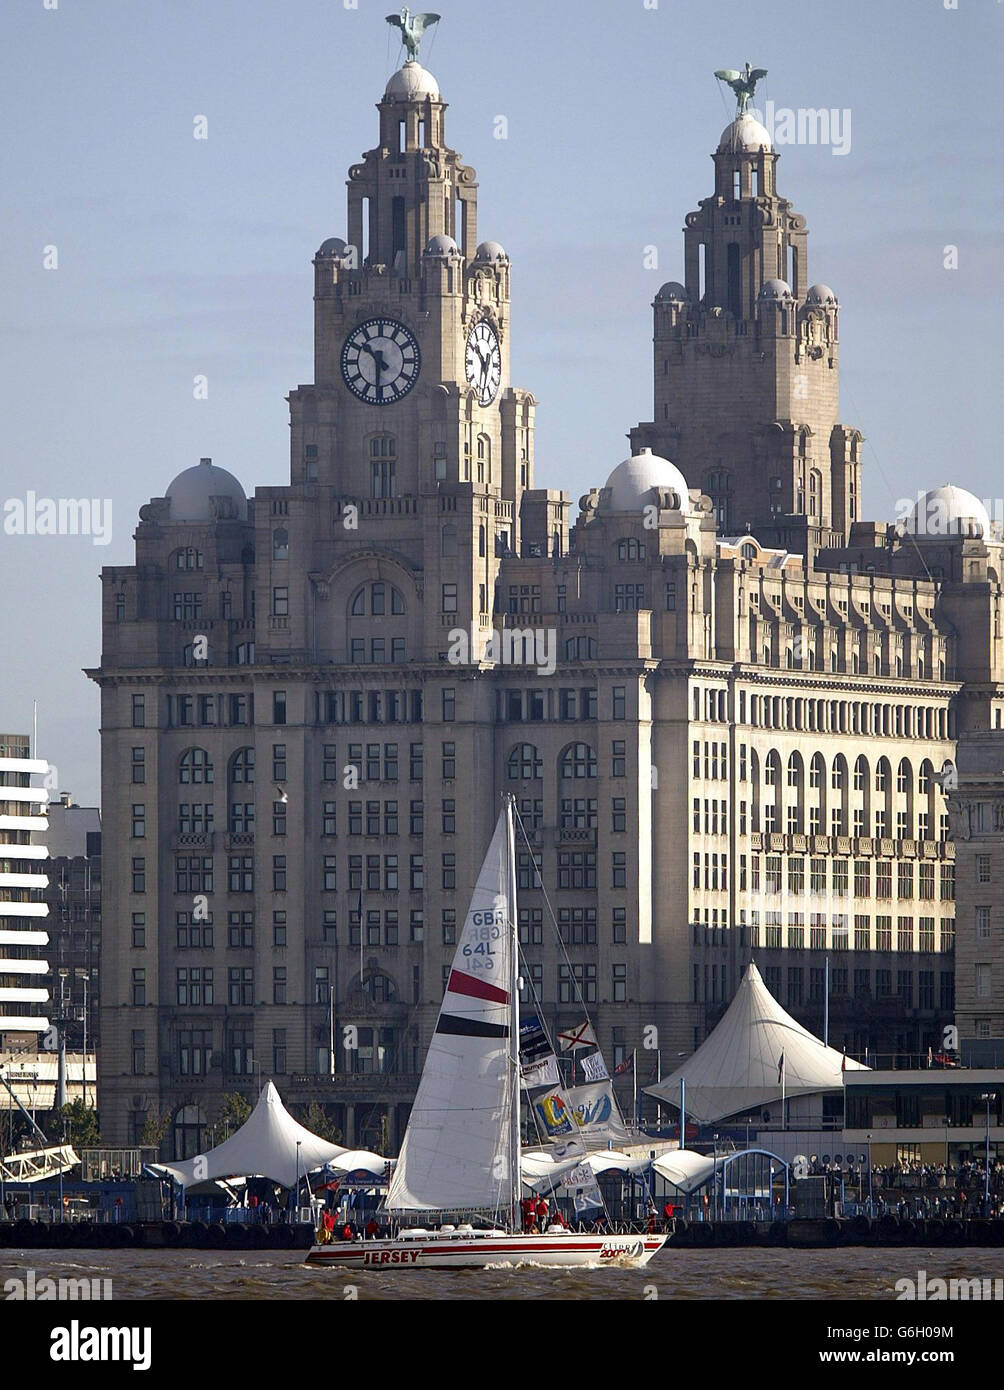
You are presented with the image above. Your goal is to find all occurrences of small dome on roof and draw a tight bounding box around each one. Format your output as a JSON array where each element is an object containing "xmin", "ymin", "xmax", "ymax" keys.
[
  {"xmin": 384, "ymin": 61, "xmax": 440, "ymax": 102},
  {"xmin": 905, "ymin": 485, "xmax": 990, "ymax": 540},
  {"xmin": 656, "ymin": 281, "xmax": 689, "ymax": 302},
  {"xmin": 474, "ymin": 241, "xmax": 508, "ymax": 263},
  {"xmin": 603, "ymin": 447, "xmax": 690, "ymax": 514},
  {"xmin": 424, "ymin": 234, "xmax": 461, "ymax": 257},
  {"xmin": 317, "ymin": 236, "xmax": 348, "ymax": 258},
  {"xmin": 759, "ymin": 278, "xmax": 793, "ymax": 300},
  {"xmin": 165, "ymin": 458, "xmax": 247, "ymax": 524},
  {"xmin": 806, "ymin": 283, "xmax": 837, "ymax": 306},
  {"xmin": 718, "ymin": 114, "xmax": 773, "ymax": 153}
]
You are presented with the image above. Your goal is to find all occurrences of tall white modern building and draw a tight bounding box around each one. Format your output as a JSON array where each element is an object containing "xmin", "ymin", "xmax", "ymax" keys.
[{"xmin": 0, "ymin": 733, "xmax": 51, "ymax": 1046}]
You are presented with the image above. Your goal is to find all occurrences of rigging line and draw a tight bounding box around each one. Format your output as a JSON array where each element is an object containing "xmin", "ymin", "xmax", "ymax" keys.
[{"xmin": 511, "ymin": 802, "xmax": 602, "ymax": 1042}]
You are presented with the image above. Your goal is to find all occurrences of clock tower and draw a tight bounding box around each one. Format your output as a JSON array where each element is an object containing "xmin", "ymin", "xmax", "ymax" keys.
[{"xmin": 285, "ymin": 59, "xmax": 537, "ymax": 653}]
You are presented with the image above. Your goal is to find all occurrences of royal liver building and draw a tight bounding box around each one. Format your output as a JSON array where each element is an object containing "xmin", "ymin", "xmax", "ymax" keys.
[{"xmin": 91, "ymin": 50, "xmax": 1004, "ymax": 1154}]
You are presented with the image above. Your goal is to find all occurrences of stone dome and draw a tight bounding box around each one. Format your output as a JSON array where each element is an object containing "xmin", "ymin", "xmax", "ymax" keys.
[
  {"xmin": 806, "ymin": 283, "xmax": 838, "ymax": 306},
  {"xmin": 905, "ymin": 485, "xmax": 990, "ymax": 540},
  {"xmin": 656, "ymin": 281, "xmax": 689, "ymax": 302},
  {"xmin": 317, "ymin": 236, "xmax": 348, "ymax": 258},
  {"xmin": 603, "ymin": 447, "xmax": 690, "ymax": 513},
  {"xmin": 165, "ymin": 458, "xmax": 247, "ymax": 524},
  {"xmin": 474, "ymin": 241, "xmax": 508, "ymax": 263},
  {"xmin": 759, "ymin": 277, "xmax": 793, "ymax": 300},
  {"xmin": 424, "ymin": 234, "xmax": 461, "ymax": 257},
  {"xmin": 384, "ymin": 61, "xmax": 440, "ymax": 102},
  {"xmin": 718, "ymin": 114, "xmax": 773, "ymax": 153}
]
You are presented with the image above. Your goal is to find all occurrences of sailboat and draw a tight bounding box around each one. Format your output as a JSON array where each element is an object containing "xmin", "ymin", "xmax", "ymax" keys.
[{"xmin": 305, "ymin": 799, "xmax": 665, "ymax": 1270}]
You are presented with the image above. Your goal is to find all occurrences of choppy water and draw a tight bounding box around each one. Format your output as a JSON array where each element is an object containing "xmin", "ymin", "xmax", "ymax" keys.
[{"xmin": 2, "ymin": 1246, "xmax": 1002, "ymax": 1300}]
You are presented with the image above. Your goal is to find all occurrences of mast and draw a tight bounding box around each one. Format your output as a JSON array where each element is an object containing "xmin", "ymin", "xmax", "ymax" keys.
[{"xmin": 506, "ymin": 795, "xmax": 521, "ymax": 1229}]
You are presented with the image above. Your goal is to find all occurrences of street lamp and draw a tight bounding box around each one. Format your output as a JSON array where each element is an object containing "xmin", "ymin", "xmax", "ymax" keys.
[{"xmin": 979, "ymin": 1093, "xmax": 997, "ymax": 1212}]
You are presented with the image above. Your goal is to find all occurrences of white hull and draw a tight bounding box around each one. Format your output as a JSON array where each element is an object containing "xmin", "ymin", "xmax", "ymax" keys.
[{"xmin": 305, "ymin": 1230, "xmax": 666, "ymax": 1270}]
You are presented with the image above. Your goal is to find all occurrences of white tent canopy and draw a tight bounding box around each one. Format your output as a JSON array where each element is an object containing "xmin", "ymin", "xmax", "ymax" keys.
[
  {"xmin": 645, "ymin": 963, "xmax": 869, "ymax": 1124},
  {"xmin": 652, "ymin": 1150, "xmax": 717, "ymax": 1194},
  {"xmin": 157, "ymin": 1081, "xmax": 346, "ymax": 1190}
]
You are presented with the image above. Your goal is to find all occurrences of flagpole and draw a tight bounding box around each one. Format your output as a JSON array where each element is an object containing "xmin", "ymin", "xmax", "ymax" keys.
[
  {"xmin": 824, "ymin": 955, "xmax": 830, "ymax": 1047},
  {"xmin": 781, "ymin": 1055, "xmax": 786, "ymax": 1131},
  {"xmin": 632, "ymin": 1049, "xmax": 638, "ymax": 1129}
]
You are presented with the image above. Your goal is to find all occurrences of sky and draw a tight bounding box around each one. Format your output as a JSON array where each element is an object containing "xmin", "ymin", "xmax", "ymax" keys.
[{"xmin": 1, "ymin": 0, "xmax": 1001, "ymax": 804}]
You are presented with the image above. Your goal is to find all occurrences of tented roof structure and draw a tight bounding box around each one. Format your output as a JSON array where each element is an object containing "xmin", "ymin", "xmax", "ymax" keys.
[
  {"xmin": 645, "ymin": 963, "xmax": 869, "ymax": 1124},
  {"xmin": 652, "ymin": 1150, "xmax": 717, "ymax": 1194},
  {"xmin": 157, "ymin": 1081, "xmax": 346, "ymax": 1189}
]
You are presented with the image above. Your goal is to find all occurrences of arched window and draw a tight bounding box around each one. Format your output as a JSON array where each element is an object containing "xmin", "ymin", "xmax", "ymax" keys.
[
  {"xmin": 876, "ymin": 759, "xmax": 888, "ymax": 792},
  {"xmin": 559, "ymin": 743, "xmax": 596, "ymax": 780},
  {"xmin": 179, "ymin": 748, "xmax": 213, "ymax": 784},
  {"xmin": 173, "ymin": 1104, "xmax": 207, "ymax": 1161},
  {"xmin": 476, "ymin": 433, "xmax": 491, "ymax": 483},
  {"xmin": 564, "ymin": 636, "xmax": 597, "ymax": 660},
  {"xmin": 765, "ymin": 752, "xmax": 779, "ymax": 786},
  {"xmin": 897, "ymin": 758, "xmax": 911, "ymax": 794},
  {"xmin": 478, "ymin": 525, "xmax": 486, "ymax": 557},
  {"xmin": 831, "ymin": 756, "xmax": 846, "ymax": 790},
  {"xmin": 809, "ymin": 753, "xmax": 824, "ymax": 789},
  {"xmin": 507, "ymin": 743, "xmax": 542, "ymax": 781},
  {"xmin": 363, "ymin": 972, "xmax": 397, "ymax": 1004},
  {"xmin": 808, "ymin": 469, "xmax": 821, "ymax": 519},
  {"xmin": 173, "ymin": 547, "xmax": 203, "ymax": 571},
  {"xmin": 854, "ymin": 755, "xmax": 868, "ymax": 792},
  {"xmin": 230, "ymin": 748, "xmax": 255, "ymax": 785},
  {"xmin": 787, "ymin": 752, "xmax": 801, "ymax": 787},
  {"xmin": 272, "ymin": 528, "xmax": 289, "ymax": 560},
  {"xmin": 349, "ymin": 583, "xmax": 406, "ymax": 617}
]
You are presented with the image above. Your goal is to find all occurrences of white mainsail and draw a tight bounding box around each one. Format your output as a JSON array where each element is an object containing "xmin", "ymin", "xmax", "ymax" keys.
[{"xmin": 386, "ymin": 804, "xmax": 519, "ymax": 1213}]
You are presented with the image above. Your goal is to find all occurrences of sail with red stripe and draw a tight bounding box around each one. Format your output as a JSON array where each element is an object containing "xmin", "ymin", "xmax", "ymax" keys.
[{"xmin": 386, "ymin": 804, "xmax": 519, "ymax": 1213}]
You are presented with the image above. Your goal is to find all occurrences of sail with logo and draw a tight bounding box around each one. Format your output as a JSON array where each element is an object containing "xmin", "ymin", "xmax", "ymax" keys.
[{"xmin": 385, "ymin": 807, "xmax": 519, "ymax": 1215}]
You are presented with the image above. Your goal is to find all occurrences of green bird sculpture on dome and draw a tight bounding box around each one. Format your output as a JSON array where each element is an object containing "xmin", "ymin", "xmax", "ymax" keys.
[
  {"xmin": 386, "ymin": 7, "xmax": 441, "ymax": 62},
  {"xmin": 715, "ymin": 62, "xmax": 768, "ymax": 117}
]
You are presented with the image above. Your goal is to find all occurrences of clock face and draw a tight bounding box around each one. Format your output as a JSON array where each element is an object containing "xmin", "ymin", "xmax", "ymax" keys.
[
  {"xmin": 341, "ymin": 318, "xmax": 421, "ymax": 405},
  {"xmin": 465, "ymin": 319, "xmax": 502, "ymax": 407}
]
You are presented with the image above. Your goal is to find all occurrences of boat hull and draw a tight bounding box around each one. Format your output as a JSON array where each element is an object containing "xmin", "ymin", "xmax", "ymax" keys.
[{"xmin": 304, "ymin": 1231, "xmax": 666, "ymax": 1270}]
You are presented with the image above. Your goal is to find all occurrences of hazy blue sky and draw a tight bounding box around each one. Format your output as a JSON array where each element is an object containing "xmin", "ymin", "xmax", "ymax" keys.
[{"xmin": 2, "ymin": 0, "xmax": 1000, "ymax": 802}]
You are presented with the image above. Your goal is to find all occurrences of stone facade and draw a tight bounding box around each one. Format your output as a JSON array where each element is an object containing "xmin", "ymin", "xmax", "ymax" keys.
[{"xmin": 89, "ymin": 61, "xmax": 1004, "ymax": 1155}]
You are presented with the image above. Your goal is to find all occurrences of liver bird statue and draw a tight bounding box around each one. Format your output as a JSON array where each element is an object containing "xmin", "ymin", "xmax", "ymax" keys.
[
  {"xmin": 386, "ymin": 8, "xmax": 441, "ymax": 62},
  {"xmin": 714, "ymin": 63, "xmax": 768, "ymax": 117}
]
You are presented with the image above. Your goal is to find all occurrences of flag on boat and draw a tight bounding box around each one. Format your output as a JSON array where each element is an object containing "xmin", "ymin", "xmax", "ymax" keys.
[
  {"xmin": 564, "ymin": 1080, "xmax": 631, "ymax": 1141},
  {"xmin": 562, "ymin": 1161, "xmax": 604, "ymax": 1213},
  {"xmin": 519, "ymin": 1013, "xmax": 561, "ymax": 1089},
  {"xmin": 557, "ymin": 1020, "xmax": 598, "ymax": 1052},
  {"xmin": 580, "ymin": 1049, "xmax": 609, "ymax": 1082},
  {"xmin": 534, "ymin": 1089, "xmax": 575, "ymax": 1139}
]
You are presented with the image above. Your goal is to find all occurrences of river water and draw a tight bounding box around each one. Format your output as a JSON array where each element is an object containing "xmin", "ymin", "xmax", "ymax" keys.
[{"xmin": 3, "ymin": 1246, "xmax": 1001, "ymax": 1300}]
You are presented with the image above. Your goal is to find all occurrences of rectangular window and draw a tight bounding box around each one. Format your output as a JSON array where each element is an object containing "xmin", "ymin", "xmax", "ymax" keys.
[
  {"xmin": 272, "ymin": 855, "xmax": 287, "ymax": 892},
  {"xmin": 131, "ymin": 804, "xmax": 146, "ymax": 838},
  {"xmin": 612, "ymin": 686, "xmax": 626, "ymax": 720},
  {"xmin": 272, "ymin": 586, "xmax": 289, "ymax": 616},
  {"xmin": 441, "ymin": 583, "xmax": 458, "ymax": 613},
  {"xmin": 977, "ymin": 854, "xmax": 992, "ymax": 884},
  {"xmin": 131, "ymin": 968, "xmax": 146, "ymax": 1006},
  {"xmin": 611, "ymin": 740, "xmax": 626, "ymax": 778},
  {"xmin": 273, "ymin": 967, "xmax": 287, "ymax": 1005},
  {"xmin": 612, "ymin": 964, "xmax": 627, "ymax": 1002},
  {"xmin": 441, "ymin": 741, "xmax": 456, "ymax": 780},
  {"xmin": 441, "ymin": 688, "xmax": 456, "ymax": 722}
]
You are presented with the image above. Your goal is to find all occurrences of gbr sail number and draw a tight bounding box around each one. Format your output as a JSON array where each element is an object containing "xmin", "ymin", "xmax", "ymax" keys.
[{"xmin": 463, "ymin": 915, "xmax": 502, "ymax": 970}]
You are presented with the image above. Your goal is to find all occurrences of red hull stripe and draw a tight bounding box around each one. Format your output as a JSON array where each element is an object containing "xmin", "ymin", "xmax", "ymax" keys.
[{"xmin": 447, "ymin": 969, "xmax": 510, "ymax": 1004}]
